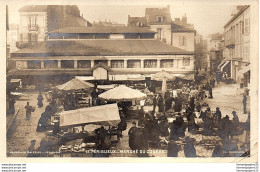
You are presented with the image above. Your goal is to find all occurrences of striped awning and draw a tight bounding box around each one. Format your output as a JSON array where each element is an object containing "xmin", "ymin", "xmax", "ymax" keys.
[{"xmin": 221, "ymin": 61, "xmax": 230, "ymax": 71}]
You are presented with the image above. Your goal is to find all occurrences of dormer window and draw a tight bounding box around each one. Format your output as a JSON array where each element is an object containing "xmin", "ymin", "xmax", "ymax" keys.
[{"xmin": 157, "ymin": 16, "xmax": 163, "ymax": 23}]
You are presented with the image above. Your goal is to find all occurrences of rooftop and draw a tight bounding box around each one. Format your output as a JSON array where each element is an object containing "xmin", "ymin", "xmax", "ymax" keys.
[
  {"xmin": 224, "ymin": 5, "xmax": 250, "ymax": 28},
  {"xmin": 128, "ymin": 16, "xmax": 148, "ymax": 27},
  {"xmin": 19, "ymin": 5, "xmax": 48, "ymax": 12},
  {"xmin": 11, "ymin": 39, "xmax": 194, "ymax": 57},
  {"xmin": 145, "ymin": 6, "xmax": 172, "ymax": 24},
  {"xmin": 171, "ymin": 23, "xmax": 196, "ymax": 33},
  {"xmin": 49, "ymin": 26, "xmax": 156, "ymax": 34}
]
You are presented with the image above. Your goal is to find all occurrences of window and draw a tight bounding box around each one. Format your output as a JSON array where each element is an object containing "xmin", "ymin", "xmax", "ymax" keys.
[
  {"xmin": 44, "ymin": 60, "xmax": 58, "ymax": 69},
  {"xmin": 28, "ymin": 60, "xmax": 41, "ymax": 69},
  {"xmin": 64, "ymin": 33, "xmax": 78, "ymax": 39},
  {"xmin": 125, "ymin": 33, "xmax": 139, "ymax": 39},
  {"xmin": 243, "ymin": 46, "xmax": 249, "ymax": 61},
  {"xmin": 242, "ymin": 20, "xmax": 244, "ymax": 34},
  {"xmin": 127, "ymin": 60, "xmax": 141, "ymax": 68},
  {"xmin": 111, "ymin": 60, "xmax": 124, "ymax": 68},
  {"xmin": 157, "ymin": 16, "xmax": 163, "ymax": 23},
  {"xmin": 78, "ymin": 60, "xmax": 91, "ymax": 68},
  {"xmin": 49, "ymin": 33, "xmax": 63, "ymax": 39},
  {"xmin": 79, "ymin": 34, "xmax": 94, "ymax": 39},
  {"xmin": 28, "ymin": 33, "xmax": 37, "ymax": 45},
  {"xmin": 179, "ymin": 36, "xmax": 185, "ymax": 46},
  {"xmin": 95, "ymin": 34, "xmax": 109, "ymax": 39},
  {"xmin": 140, "ymin": 33, "xmax": 154, "ymax": 39},
  {"xmin": 144, "ymin": 60, "xmax": 157, "ymax": 68},
  {"xmin": 61, "ymin": 60, "xmax": 74, "ymax": 68},
  {"xmin": 183, "ymin": 57, "xmax": 190, "ymax": 66},
  {"xmin": 244, "ymin": 18, "xmax": 249, "ymax": 34},
  {"xmin": 94, "ymin": 60, "xmax": 108, "ymax": 66},
  {"xmin": 29, "ymin": 16, "xmax": 37, "ymax": 30},
  {"xmin": 160, "ymin": 59, "xmax": 173, "ymax": 68},
  {"xmin": 157, "ymin": 28, "xmax": 162, "ymax": 40}
]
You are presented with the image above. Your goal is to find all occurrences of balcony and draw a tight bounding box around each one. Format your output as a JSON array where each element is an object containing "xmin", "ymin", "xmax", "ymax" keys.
[
  {"xmin": 16, "ymin": 41, "xmax": 30, "ymax": 49},
  {"xmin": 225, "ymin": 37, "xmax": 235, "ymax": 48},
  {"xmin": 28, "ymin": 25, "xmax": 39, "ymax": 31}
]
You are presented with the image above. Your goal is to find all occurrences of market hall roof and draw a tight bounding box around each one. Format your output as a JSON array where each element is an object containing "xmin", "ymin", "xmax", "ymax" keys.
[
  {"xmin": 48, "ymin": 26, "xmax": 156, "ymax": 34},
  {"xmin": 19, "ymin": 5, "xmax": 48, "ymax": 12},
  {"xmin": 11, "ymin": 40, "xmax": 194, "ymax": 57}
]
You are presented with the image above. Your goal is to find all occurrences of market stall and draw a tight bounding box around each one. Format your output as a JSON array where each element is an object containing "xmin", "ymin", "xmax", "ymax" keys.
[
  {"xmin": 151, "ymin": 70, "xmax": 176, "ymax": 94},
  {"xmin": 98, "ymin": 85, "xmax": 147, "ymax": 118},
  {"xmin": 57, "ymin": 103, "xmax": 121, "ymax": 156},
  {"xmin": 56, "ymin": 78, "xmax": 95, "ymax": 109}
]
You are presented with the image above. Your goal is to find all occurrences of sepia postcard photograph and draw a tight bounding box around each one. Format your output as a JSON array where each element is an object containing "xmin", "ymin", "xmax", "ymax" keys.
[{"xmin": 1, "ymin": 0, "xmax": 258, "ymax": 163}]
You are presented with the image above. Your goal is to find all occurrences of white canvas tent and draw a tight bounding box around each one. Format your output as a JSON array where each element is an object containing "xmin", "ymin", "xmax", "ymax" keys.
[{"xmin": 59, "ymin": 103, "xmax": 120, "ymax": 128}]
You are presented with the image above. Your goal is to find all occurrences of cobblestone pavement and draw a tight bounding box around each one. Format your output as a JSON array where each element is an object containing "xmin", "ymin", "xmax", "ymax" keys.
[
  {"xmin": 7, "ymin": 92, "xmax": 47, "ymax": 157},
  {"xmin": 205, "ymin": 82, "xmax": 249, "ymax": 122}
]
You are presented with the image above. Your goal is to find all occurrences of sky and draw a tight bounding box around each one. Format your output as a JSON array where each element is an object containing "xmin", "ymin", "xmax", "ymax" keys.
[{"xmin": 7, "ymin": 2, "xmax": 243, "ymax": 38}]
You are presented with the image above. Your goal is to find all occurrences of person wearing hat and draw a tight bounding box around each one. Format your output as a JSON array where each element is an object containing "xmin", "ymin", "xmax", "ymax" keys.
[
  {"xmin": 242, "ymin": 94, "xmax": 247, "ymax": 114},
  {"xmin": 128, "ymin": 121, "xmax": 138, "ymax": 150},
  {"xmin": 215, "ymin": 107, "xmax": 222, "ymax": 128},
  {"xmin": 37, "ymin": 92, "xmax": 44, "ymax": 108},
  {"xmin": 219, "ymin": 115, "xmax": 231, "ymax": 139},
  {"xmin": 231, "ymin": 111, "xmax": 240, "ymax": 136}
]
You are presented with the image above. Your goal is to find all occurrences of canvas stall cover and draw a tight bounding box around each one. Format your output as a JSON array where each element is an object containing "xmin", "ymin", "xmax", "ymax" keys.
[{"xmin": 59, "ymin": 103, "xmax": 120, "ymax": 127}]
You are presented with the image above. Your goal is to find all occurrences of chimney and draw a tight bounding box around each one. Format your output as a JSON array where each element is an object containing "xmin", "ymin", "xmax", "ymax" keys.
[{"xmin": 167, "ymin": 5, "xmax": 170, "ymax": 11}]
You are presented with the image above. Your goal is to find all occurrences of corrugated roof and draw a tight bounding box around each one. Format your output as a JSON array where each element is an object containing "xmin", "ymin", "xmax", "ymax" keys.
[
  {"xmin": 11, "ymin": 39, "xmax": 194, "ymax": 57},
  {"xmin": 49, "ymin": 26, "xmax": 156, "ymax": 34},
  {"xmin": 19, "ymin": 5, "xmax": 47, "ymax": 12}
]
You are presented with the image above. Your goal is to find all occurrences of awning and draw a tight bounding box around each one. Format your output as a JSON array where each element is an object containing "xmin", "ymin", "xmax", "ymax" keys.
[
  {"xmin": 75, "ymin": 76, "xmax": 96, "ymax": 81},
  {"xmin": 97, "ymin": 85, "xmax": 116, "ymax": 90},
  {"xmin": 238, "ymin": 64, "xmax": 250, "ymax": 77},
  {"xmin": 221, "ymin": 61, "xmax": 230, "ymax": 71},
  {"xmin": 218, "ymin": 61, "xmax": 226, "ymax": 69},
  {"xmin": 10, "ymin": 79, "xmax": 21, "ymax": 83},
  {"xmin": 109, "ymin": 74, "xmax": 146, "ymax": 81},
  {"xmin": 59, "ymin": 103, "xmax": 120, "ymax": 128}
]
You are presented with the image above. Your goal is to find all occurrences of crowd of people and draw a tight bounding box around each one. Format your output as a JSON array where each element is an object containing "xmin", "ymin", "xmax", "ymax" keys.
[{"xmin": 126, "ymin": 75, "xmax": 249, "ymax": 157}]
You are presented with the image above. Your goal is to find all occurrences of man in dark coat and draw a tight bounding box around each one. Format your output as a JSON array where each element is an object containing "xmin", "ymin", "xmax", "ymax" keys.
[
  {"xmin": 9, "ymin": 97, "xmax": 16, "ymax": 115},
  {"xmin": 184, "ymin": 137, "xmax": 197, "ymax": 157},
  {"xmin": 243, "ymin": 94, "xmax": 247, "ymax": 114},
  {"xmin": 128, "ymin": 121, "xmax": 138, "ymax": 150},
  {"xmin": 208, "ymin": 86, "xmax": 213, "ymax": 99},
  {"xmin": 165, "ymin": 97, "xmax": 173, "ymax": 112},
  {"xmin": 152, "ymin": 95, "xmax": 157, "ymax": 112},
  {"xmin": 219, "ymin": 115, "xmax": 232, "ymax": 139},
  {"xmin": 189, "ymin": 97, "xmax": 195, "ymax": 112},
  {"xmin": 167, "ymin": 140, "xmax": 180, "ymax": 157},
  {"xmin": 158, "ymin": 95, "xmax": 164, "ymax": 113},
  {"xmin": 215, "ymin": 107, "xmax": 222, "ymax": 128},
  {"xmin": 37, "ymin": 92, "xmax": 44, "ymax": 108},
  {"xmin": 174, "ymin": 98, "xmax": 182, "ymax": 112}
]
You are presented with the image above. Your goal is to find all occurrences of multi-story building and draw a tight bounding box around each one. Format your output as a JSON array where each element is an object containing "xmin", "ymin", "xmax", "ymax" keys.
[
  {"xmin": 195, "ymin": 34, "xmax": 208, "ymax": 71},
  {"xmin": 7, "ymin": 24, "xmax": 20, "ymax": 53},
  {"xmin": 17, "ymin": 5, "xmax": 88, "ymax": 49},
  {"xmin": 128, "ymin": 6, "xmax": 196, "ymax": 67},
  {"xmin": 208, "ymin": 33, "xmax": 223, "ymax": 73},
  {"xmin": 7, "ymin": 24, "xmax": 20, "ymax": 71},
  {"xmin": 222, "ymin": 5, "xmax": 250, "ymax": 87},
  {"xmin": 9, "ymin": 26, "xmax": 195, "ymax": 84}
]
